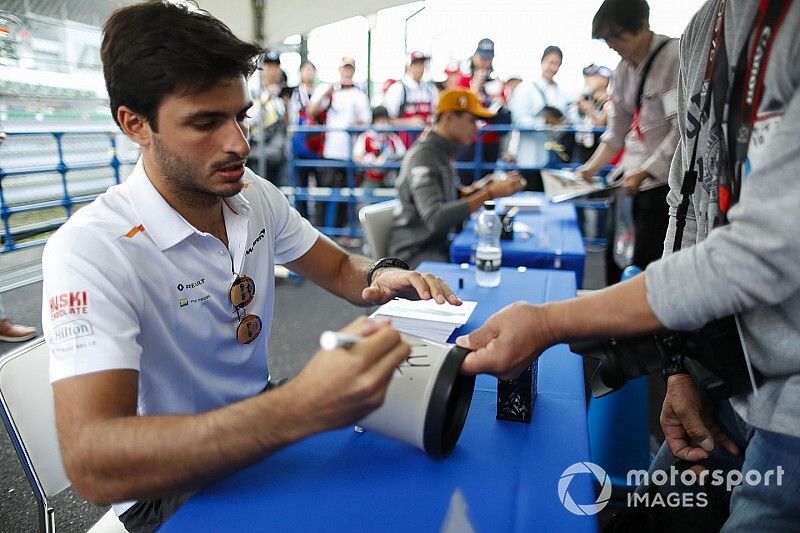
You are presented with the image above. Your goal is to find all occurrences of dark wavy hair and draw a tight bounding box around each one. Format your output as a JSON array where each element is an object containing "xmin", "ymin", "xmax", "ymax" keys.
[
  {"xmin": 541, "ymin": 46, "xmax": 563, "ymax": 61},
  {"xmin": 592, "ymin": 0, "xmax": 650, "ymax": 39},
  {"xmin": 101, "ymin": 1, "xmax": 263, "ymax": 131}
]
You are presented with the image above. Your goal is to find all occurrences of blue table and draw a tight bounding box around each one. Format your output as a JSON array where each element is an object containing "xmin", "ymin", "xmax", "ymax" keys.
[
  {"xmin": 450, "ymin": 192, "xmax": 586, "ymax": 287},
  {"xmin": 161, "ymin": 263, "xmax": 596, "ymax": 533}
]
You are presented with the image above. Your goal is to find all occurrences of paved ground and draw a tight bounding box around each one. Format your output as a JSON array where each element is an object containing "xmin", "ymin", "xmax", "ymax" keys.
[{"xmin": 0, "ymin": 246, "xmax": 662, "ymax": 532}]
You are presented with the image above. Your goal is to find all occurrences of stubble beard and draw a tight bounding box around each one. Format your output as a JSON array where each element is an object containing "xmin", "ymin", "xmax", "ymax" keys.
[{"xmin": 152, "ymin": 134, "xmax": 238, "ymax": 208}]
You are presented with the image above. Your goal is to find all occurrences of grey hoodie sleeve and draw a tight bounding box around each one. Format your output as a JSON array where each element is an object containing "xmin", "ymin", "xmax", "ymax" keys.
[
  {"xmin": 407, "ymin": 166, "xmax": 471, "ymax": 233},
  {"xmin": 646, "ymin": 85, "xmax": 800, "ymax": 330}
]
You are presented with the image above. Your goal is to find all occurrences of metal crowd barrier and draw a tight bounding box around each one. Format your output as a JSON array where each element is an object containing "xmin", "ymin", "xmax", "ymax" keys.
[
  {"xmin": 0, "ymin": 129, "xmax": 139, "ymax": 253},
  {"xmin": 0, "ymin": 124, "xmax": 608, "ymax": 254}
]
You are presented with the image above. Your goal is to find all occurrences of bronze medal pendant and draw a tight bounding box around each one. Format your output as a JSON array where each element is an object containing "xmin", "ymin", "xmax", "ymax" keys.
[
  {"xmin": 236, "ymin": 314, "xmax": 262, "ymax": 344},
  {"xmin": 230, "ymin": 275, "xmax": 255, "ymax": 308}
]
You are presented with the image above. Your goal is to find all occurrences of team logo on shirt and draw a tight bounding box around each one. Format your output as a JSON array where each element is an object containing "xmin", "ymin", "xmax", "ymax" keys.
[
  {"xmin": 177, "ymin": 278, "xmax": 206, "ymax": 291},
  {"xmin": 178, "ymin": 294, "xmax": 211, "ymax": 308},
  {"xmin": 245, "ymin": 228, "xmax": 266, "ymax": 255},
  {"xmin": 51, "ymin": 319, "xmax": 95, "ymax": 344},
  {"xmin": 50, "ymin": 291, "xmax": 88, "ymax": 320}
]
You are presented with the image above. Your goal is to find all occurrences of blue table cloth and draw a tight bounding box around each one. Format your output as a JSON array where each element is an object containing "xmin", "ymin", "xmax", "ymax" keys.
[
  {"xmin": 449, "ymin": 193, "xmax": 586, "ymax": 287},
  {"xmin": 161, "ymin": 263, "xmax": 597, "ymax": 533}
]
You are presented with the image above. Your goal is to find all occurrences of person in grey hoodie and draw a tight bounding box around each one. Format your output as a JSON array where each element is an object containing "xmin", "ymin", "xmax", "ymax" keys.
[{"xmin": 455, "ymin": 0, "xmax": 800, "ymax": 529}]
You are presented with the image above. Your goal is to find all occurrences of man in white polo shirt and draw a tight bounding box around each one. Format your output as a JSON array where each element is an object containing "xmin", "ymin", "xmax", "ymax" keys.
[{"xmin": 41, "ymin": 4, "xmax": 460, "ymax": 532}]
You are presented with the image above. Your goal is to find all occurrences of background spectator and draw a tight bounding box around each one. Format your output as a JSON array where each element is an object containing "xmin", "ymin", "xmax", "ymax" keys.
[
  {"xmin": 352, "ymin": 106, "xmax": 406, "ymax": 188},
  {"xmin": 307, "ymin": 56, "xmax": 370, "ymax": 228},
  {"xmin": 574, "ymin": 64, "xmax": 612, "ymax": 162},
  {"xmin": 289, "ymin": 60, "xmax": 321, "ymax": 218},
  {"xmin": 247, "ymin": 50, "xmax": 287, "ymax": 184},
  {"xmin": 382, "ymin": 51, "xmax": 439, "ymax": 147},
  {"xmin": 575, "ymin": 0, "xmax": 680, "ymax": 284},
  {"xmin": 453, "ymin": 38, "xmax": 508, "ymax": 185},
  {"xmin": 509, "ymin": 45, "xmax": 572, "ymax": 190}
]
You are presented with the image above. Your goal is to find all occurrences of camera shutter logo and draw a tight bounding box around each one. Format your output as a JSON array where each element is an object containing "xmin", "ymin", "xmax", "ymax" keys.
[{"xmin": 558, "ymin": 462, "xmax": 612, "ymax": 516}]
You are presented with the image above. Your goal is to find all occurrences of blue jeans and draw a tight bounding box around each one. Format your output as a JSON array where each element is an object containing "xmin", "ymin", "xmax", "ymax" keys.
[{"xmin": 645, "ymin": 400, "xmax": 800, "ymax": 531}]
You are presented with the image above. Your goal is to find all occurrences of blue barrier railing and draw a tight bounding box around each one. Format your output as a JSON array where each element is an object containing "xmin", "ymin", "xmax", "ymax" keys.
[
  {"xmin": 0, "ymin": 129, "xmax": 139, "ymax": 253},
  {"xmin": 0, "ymin": 124, "xmax": 609, "ymax": 253},
  {"xmin": 285, "ymin": 124, "xmax": 609, "ymax": 239}
]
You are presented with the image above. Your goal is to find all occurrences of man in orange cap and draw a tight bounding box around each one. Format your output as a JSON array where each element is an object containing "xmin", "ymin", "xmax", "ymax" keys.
[{"xmin": 388, "ymin": 89, "xmax": 526, "ymax": 266}]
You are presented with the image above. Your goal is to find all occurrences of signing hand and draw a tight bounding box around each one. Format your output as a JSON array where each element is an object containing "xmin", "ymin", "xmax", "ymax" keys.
[
  {"xmin": 362, "ymin": 269, "xmax": 462, "ymax": 306},
  {"xmin": 290, "ymin": 317, "xmax": 411, "ymax": 432},
  {"xmin": 487, "ymin": 171, "xmax": 526, "ymax": 199},
  {"xmin": 660, "ymin": 374, "xmax": 739, "ymax": 468},
  {"xmin": 456, "ymin": 302, "xmax": 556, "ymax": 379}
]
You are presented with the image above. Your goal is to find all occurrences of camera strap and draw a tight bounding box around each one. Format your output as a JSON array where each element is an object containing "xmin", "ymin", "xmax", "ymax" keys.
[
  {"xmin": 673, "ymin": 0, "xmax": 792, "ymax": 251},
  {"xmin": 672, "ymin": 0, "xmax": 792, "ymax": 398},
  {"xmin": 631, "ymin": 37, "xmax": 674, "ymax": 141},
  {"xmin": 721, "ymin": 0, "xmax": 793, "ymax": 222},
  {"xmin": 672, "ymin": 0, "xmax": 727, "ymax": 252}
]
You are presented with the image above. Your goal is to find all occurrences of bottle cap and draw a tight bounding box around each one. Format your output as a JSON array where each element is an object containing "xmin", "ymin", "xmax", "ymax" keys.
[{"xmin": 483, "ymin": 200, "xmax": 496, "ymax": 210}]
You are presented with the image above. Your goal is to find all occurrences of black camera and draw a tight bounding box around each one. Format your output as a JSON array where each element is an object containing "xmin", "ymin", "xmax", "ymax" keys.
[{"xmin": 570, "ymin": 316, "xmax": 758, "ymax": 401}]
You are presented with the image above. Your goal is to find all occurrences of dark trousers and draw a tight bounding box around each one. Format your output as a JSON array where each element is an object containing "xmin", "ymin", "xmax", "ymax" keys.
[{"xmin": 605, "ymin": 184, "xmax": 669, "ymax": 285}]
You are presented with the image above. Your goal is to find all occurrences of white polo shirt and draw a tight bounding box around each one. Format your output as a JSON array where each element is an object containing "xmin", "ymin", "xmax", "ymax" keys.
[{"xmin": 42, "ymin": 158, "xmax": 319, "ymax": 412}]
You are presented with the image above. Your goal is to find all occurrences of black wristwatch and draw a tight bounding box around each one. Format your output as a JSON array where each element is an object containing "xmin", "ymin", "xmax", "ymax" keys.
[
  {"xmin": 659, "ymin": 332, "xmax": 689, "ymax": 380},
  {"xmin": 367, "ymin": 257, "xmax": 410, "ymax": 286},
  {"xmin": 662, "ymin": 355, "xmax": 689, "ymax": 381}
]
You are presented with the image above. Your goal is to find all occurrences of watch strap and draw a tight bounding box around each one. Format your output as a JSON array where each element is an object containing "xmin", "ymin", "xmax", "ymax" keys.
[{"xmin": 367, "ymin": 257, "xmax": 410, "ymax": 286}]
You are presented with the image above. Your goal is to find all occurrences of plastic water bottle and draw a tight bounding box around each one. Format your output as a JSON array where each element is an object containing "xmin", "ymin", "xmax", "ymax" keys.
[{"xmin": 475, "ymin": 201, "xmax": 502, "ymax": 287}]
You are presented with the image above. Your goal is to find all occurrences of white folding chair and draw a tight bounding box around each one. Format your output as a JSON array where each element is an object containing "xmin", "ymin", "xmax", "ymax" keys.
[
  {"xmin": 358, "ymin": 199, "xmax": 400, "ymax": 258},
  {"xmin": 0, "ymin": 338, "xmax": 126, "ymax": 533}
]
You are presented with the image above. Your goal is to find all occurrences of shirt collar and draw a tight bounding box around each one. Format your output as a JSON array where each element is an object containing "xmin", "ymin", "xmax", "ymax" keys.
[{"xmin": 125, "ymin": 157, "xmax": 252, "ymax": 251}]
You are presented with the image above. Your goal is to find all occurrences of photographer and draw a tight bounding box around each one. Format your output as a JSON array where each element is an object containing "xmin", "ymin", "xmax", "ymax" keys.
[{"xmin": 457, "ymin": 0, "xmax": 800, "ymax": 528}]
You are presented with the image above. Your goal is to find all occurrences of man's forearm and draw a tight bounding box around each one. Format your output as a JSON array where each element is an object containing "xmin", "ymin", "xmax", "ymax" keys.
[
  {"xmin": 61, "ymin": 384, "xmax": 314, "ymax": 504},
  {"xmin": 333, "ymin": 253, "xmax": 375, "ymax": 306},
  {"xmin": 543, "ymin": 274, "xmax": 664, "ymax": 343},
  {"xmin": 583, "ymin": 141, "xmax": 618, "ymax": 174}
]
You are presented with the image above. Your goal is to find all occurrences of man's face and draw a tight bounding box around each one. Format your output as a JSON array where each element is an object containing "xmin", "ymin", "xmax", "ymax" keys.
[
  {"xmin": 148, "ymin": 77, "xmax": 252, "ymax": 202},
  {"xmin": 261, "ymin": 63, "xmax": 282, "ymax": 87},
  {"xmin": 599, "ymin": 24, "xmax": 645, "ymax": 62},
  {"xmin": 300, "ymin": 63, "xmax": 316, "ymax": 85},
  {"xmin": 587, "ymin": 74, "xmax": 609, "ymax": 93},
  {"xmin": 339, "ymin": 64, "xmax": 355, "ymax": 83},
  {"xmin": 541, "ymin": 53, "xmax": 562, "ymax": 81},
  {"xmin": 443, "ymin": 112, "xmax": 478, "ymax": 145},
  {"xmin": 408, "ymin": 60, "xmax": 426, "ymax": 81}
]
